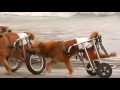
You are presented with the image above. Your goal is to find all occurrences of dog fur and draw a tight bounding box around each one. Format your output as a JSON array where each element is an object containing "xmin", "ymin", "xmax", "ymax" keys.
[{"xmin": 29, "ymin": 31, "xmax": 117, "ymax": 77}]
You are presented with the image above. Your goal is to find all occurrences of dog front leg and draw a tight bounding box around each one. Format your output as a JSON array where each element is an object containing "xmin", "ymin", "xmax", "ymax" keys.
[
  {"xmin": 64, "ymin": 59, "xmax": 73, "ymax": 78},
  {"xmin": 1, "ymin": 58, "xmax": 12, "ymax": 75},
  {"xmin": 45, "ymin": 60, "xmax": 56, "ymax": 73}
]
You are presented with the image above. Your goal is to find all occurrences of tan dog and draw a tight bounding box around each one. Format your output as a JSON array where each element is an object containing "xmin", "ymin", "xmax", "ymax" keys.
[{"xmin": 29, "ymin": 31, "xmax": 116, "ymax": 77}]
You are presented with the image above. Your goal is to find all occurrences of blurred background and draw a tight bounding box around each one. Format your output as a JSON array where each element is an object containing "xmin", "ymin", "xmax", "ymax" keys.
[{"xmin": 0, "ymin": 12, "xmax": 120, "ymax": 53}]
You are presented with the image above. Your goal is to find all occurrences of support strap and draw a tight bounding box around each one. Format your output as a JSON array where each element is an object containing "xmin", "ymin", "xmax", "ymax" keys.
[
  {"xmin": 61, "ymin": 41, "xmax": 70, "ymax": 56},
  {"xmin": 5, "ymin": 34, "xmax": 14, "ymax": 57}
]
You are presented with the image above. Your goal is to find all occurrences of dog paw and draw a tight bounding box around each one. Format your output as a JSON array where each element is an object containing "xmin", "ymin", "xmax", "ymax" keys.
[
  {"xmin": 42, "ymin": 70, "xmax": 47, "ymax": 73},
  {"xmin": 64, "ymin": 74, "xmax": 72, "ymax": 78},
  {"xmin": 110, "ymin": 52, "xmax": 117, "ymax": 57},
  {"xmin": 44, "ymin": 69, "xmax": 52, "ymax": 73},
  {"xmin": 47, "ymin": 69, "xmax": 52, "ymax": 73},
  {"xmin": 6, "ymin": 72, "xmax": 12, "ymax": 75}
]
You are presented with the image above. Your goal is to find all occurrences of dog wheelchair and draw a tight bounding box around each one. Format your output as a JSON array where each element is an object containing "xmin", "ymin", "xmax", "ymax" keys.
[
  {"xmin": 7, "ymin": 34, "xmax": 46, "ymax": 74},
  {"xmin": 68, "ymin": 35, "xmax": 114, "ymax": 78}
]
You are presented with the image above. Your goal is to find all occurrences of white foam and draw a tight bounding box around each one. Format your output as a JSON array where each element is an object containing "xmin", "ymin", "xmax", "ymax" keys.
[{"xmin": 0, "ymin": 12, "xmax": 118, "ymax": 17}]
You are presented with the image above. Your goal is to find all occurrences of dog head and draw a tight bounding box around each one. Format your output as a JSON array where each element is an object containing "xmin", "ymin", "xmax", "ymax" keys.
[
  {"xmin": 89, "ymin": 31, "xmax": 99, "ymax": 39},
  {"xmin": 24, "ymin": 32, "xmax": 35, "ymax": 40},
  {"xmin": 0, "ymin": 25, "xmax": 12, "ymax": 33},
  {"xmin": 29, "ymin": 41, "xmax": 44, "ymax": 54}
]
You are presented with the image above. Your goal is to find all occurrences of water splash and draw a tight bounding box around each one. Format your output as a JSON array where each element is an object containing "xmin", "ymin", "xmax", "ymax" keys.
[{"xmin": 0, "ymin": 12, "xmax": 118, "ymax": 17}]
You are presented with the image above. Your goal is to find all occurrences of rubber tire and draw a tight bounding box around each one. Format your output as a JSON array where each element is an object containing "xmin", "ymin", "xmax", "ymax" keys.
[
  {"xmin": 86, "ymin": 61, "xmax": 100, "ymax": 76},
  {"xmin": 7, "ymin": 57, "xmax": 22, "ymax": 72},
  {"xmin": 26, "ymin": 54, "xmax": 46, "ymax": 74},
  {"xmin": 97, "ymin": 63, "xmax": 112, "ymax": 78}
]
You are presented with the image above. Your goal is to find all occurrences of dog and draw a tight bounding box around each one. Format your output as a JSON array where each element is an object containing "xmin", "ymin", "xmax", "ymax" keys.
[
  {"xmin": 29, "ymin": 31, "xmax": 116, "ymax": 77},
  {"xmin": 0, "ymin": 29, "xmax": 35, "ymax": 75}
]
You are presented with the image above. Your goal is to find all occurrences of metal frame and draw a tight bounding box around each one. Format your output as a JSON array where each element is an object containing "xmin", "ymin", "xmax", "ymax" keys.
[
  {"xmin": 13, "ymin": 35, "xmax": 31, "ymax": 60},
  {"xmin": 68, "ymin": 35, "xmax": 110, "ymax": 73}
]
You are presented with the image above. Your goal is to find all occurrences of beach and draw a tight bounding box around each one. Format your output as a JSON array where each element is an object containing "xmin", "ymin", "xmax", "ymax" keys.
[
  {"xmin": 0, "ymin": 13, "xmax": 120, "ymax": 53},
  {"xmin": 0, "ymin": 12, "xmax": 120, "ymax": 78}
]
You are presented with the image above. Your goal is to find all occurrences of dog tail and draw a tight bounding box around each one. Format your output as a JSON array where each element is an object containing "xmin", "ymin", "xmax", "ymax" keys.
[
  {"xmin": 24, "ymin": 32, "xmax": 35, "ymax": 40},
  {"xmin": 89, "ymin": 31, "xmax": 99, "ymax": 39}
]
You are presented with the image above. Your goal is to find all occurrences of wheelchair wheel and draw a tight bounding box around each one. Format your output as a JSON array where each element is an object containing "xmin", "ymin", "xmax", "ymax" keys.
[
  {"xmin": 7, "ymin": 57, "xmax": 23, "ymax": 72},
  {"xmin": 97, "ymin": 63, "xmax": 112, "ymax": 78},
  {"xmin": 26, "ymin": 54, "xmax": 46, "ymax": 74},
  {"xmin": 86, "ymin": 61, "xmax": 100, "ymax": 76}
]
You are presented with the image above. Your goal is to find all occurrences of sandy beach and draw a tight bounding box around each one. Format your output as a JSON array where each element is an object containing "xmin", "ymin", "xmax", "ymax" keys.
[{"xmin": 0, "ymin": 12, "xmax": 120, "ymax": 78}]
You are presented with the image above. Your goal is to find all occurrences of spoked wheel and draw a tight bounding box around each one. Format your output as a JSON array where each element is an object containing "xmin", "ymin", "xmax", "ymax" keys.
[
  {"xmin": 86, "ymin": 61, "xmax": 100, "ymax": 76},
  {"xmin": 97, "ymin": 63, "xmax": 112, "ymax": 78},
  {"xmin": 26, "ymin": 54, "xmax": 46, "ymax": 74},
  {"xmin": 7, "ymin": 57, "xmax": 23, "ymax": 72}
]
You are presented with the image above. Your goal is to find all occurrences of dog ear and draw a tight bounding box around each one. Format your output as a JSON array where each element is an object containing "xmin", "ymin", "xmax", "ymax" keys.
[
  {"xmin": 2, "ymin": 28, "xmax": 7, "ymax": 33},
  {"xmin": 0, "ymin": 26, "xmax": 6, "ymax": 33}
]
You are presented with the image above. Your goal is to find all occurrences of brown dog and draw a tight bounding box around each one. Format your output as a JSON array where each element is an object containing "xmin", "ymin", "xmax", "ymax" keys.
[
  {"xmin": 29, "ymin": 31, "xmax": 116, "ymax": 77},
  {"xmin": 0, "ymin": 30, "xmax": 35, "ymax": 75}
]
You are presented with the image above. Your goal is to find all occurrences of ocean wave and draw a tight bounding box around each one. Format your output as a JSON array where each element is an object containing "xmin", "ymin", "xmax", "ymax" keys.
[{"xmin": 0, "ymin": 12, "xmax": 118, "ymax": 17}]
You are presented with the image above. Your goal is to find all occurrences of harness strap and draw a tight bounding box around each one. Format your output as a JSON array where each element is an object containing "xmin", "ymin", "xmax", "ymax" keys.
[
  {"xmin": 61, "ymin": 41, "xmax": 70, "ymax": 56},
  {"xmin": 4, "ymin": 34, "xmax": 14, "ymax": 57},
  {"xmin": 0, "ymin": 34, "xmax": 13, "ymax": 49},
  {"xmin": 25, "ymin": 34, "xmax": 32, "ymax": 49}
]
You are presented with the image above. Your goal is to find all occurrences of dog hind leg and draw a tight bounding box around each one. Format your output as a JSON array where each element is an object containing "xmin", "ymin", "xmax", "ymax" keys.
[
  {"xmin": 94, "ymin": 52, "xmax": 117, "ymax": 59},
  {"xmin": 88, "ymin": 51, "xmax": 117, "ymax": 60}
]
